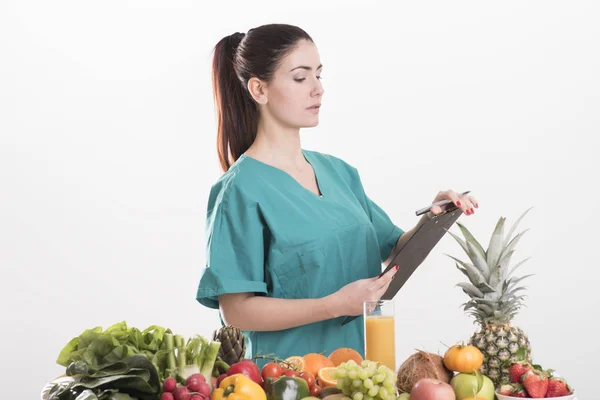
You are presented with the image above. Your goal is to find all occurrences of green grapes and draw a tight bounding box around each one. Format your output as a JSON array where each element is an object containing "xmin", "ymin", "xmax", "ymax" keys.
[{"xmin": 331, "ymin": 360, "xmax": 400, "ymax": 400}]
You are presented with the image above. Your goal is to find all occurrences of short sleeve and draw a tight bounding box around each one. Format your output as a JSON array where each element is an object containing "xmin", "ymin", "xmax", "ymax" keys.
[
  {"xmin": 196, "ymin": 181, "xmax": 268, "ymax": 309},
  {"xmin": 348, "ymin": 167, "xmax": 405, "ymax": 262}
]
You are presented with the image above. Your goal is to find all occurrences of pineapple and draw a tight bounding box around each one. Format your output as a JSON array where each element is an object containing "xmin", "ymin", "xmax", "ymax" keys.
[{"xmin": 447, "ymin": 207, "xmax": 534, "ymax": 386}]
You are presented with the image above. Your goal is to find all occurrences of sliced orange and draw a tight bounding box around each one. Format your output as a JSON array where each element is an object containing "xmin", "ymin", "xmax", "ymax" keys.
[
  {"xmin": 285, "ymin": 356, "xmax": 305, "ymax": 372},
  {"xmin": 317, "ymin": 367, "xmax": 338, "ymax": 388},
  {"xmin": 302, "ymin": 353, "xmax": 335, "ymax": 376}
]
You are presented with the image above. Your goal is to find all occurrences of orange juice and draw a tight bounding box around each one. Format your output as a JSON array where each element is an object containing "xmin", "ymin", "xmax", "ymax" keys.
[{"xmin": 365, "ymin": 316, "xmax": 396, "ymax": 370}]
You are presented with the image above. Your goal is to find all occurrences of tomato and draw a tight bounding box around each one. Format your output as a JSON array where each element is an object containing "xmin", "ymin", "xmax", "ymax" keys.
[
  {"xmin": 261, "ymin": 362, "xmax": 283, "ymax": 381},
  {"xmin": 299, "ymin": 371, "xmax": 315, "ymax": 388},
  {"xmin": 309, "ymin": 384, "xmax": 321, "ymax": 397},
  {"xmin": 282, "ymin": 369, "xmax": 300, "ymax": 378},
  {"xmin": 443, "ymin": 344, "xmax": 484, "ymax": 373}
]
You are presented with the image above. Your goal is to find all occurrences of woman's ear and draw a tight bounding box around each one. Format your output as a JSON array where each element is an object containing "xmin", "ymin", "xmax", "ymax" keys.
[{"xmin": 247, "ymin": 77, "xmax": 268, "ymax": 105}]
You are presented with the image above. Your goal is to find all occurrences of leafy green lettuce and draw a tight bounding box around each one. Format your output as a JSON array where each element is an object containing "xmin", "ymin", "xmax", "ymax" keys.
[
  {"xmin": 56, "ymin": 321, "xmax": 172, "ymax": 381},
  {"xmin": 47, "ymin": 354, "xmax": 160, "ymax": 400}
]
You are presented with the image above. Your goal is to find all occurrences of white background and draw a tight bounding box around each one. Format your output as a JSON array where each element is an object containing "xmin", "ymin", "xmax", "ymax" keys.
[{"xmin": 2, "ymin": 1, "xmax": 599, "ymax": 398}]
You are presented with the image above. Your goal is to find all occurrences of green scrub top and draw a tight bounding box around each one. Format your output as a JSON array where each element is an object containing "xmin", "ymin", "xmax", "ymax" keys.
[{"xmin": 196, "ymin": 149, "xmax": 404, "ymax": 365}]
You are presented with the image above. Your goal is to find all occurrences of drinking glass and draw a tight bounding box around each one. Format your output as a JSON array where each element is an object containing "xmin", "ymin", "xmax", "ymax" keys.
[{"xmin": 364, "ymin": 300, "xmax": 396, "ymax": 371}]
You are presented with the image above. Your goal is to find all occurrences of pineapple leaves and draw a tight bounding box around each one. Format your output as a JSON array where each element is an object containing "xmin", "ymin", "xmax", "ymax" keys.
[
  {"xmin": 500, "ymin": 229, "xmax": 530, "ymax": 261},
  {"xmin": 448, "ymin": 256, "xmax": 487, "ymax": 286},
  {"xmin": 457, "ymin": 221, "xmax": 487, "ymax": 259},
  {"xmin": 471, "ymin": 298, "xmax": 497, "ymax": 307},
  {"xmin": 507, "ymin": 257, "xmax": 531, "ymax": 279},
  {"xmin": 501, "ymin": 287, "xmax": 527, "ymax": 302},
  {"xmin": 448, "ymin": 208, "xmax": 534, "ymax": 326},
  {"xmin": 478, "ymin": 282, "xmax": 496, "ymax": 293},
  {"xmin": 456, "ymin": 282, "xmax": 484, "ymax": 298},
  {"xmin": 466, "ymin": 240, "xmax": 490, "ymax": 279},
  {"xmin": 446, "ymin": 229, "xmax": 469, "ymax": 255},
  {"xmin": 455, "ymin": 264, "xmax": 470, "ymax": 279},
  {"xmin": 507, "ymin": 274, "xmax": 535, "ymax": 290},
  {"xmin": 477, "ymin": 303, "xmax": 494, "ymax": 315},
  {"xmin": 503, "ymin": 207, "xmax": 534, "ymax": 249},
  {"xmin": 487, "ymin": 216, "xmax": 505, "ymax": 274},
  {"xmin": 497, "ymin": 250, "xmax": 515, "ymax": 283}
]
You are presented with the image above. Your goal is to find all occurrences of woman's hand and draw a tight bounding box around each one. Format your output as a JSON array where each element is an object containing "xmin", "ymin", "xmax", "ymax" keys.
[
  {"xmin": 328, "ymin": 266, "xmax": 398, "ymax": 317},
  {"xmin": 430, "ymin": 189, "xmax": 479, "ymax": 216}
]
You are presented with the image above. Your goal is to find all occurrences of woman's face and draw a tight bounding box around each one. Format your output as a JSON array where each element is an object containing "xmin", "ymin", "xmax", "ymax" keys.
[{"xmin": 261, "ymin": 40, "xmax": 324, "ymax": 129}]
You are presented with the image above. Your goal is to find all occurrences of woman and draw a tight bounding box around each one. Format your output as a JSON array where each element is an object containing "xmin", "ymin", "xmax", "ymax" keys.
[{"xmin": 196, "ymin": 24, "xmax": 478, "ymax": 364}]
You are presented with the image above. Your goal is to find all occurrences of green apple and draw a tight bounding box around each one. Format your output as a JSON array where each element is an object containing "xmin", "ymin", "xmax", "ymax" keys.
[{"xmin": 450, "ymin": 372, "xmax": 495, "ymax": 400}]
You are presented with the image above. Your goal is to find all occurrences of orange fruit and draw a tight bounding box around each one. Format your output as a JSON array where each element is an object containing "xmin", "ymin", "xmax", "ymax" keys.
[
  {"xmin": 302, "ymin": 353, "xmax": 335, "ymax": 376},
  {"xmin": 328, "ymin": 347, "xmax": 363, "ymax": 367},
  {"xmin": 317, "ymin": 367, "xmax": 338, "ymax": 388},
  {"xmin": 285, "ymin": 356, "xmax": 305, "ymax": 372}
]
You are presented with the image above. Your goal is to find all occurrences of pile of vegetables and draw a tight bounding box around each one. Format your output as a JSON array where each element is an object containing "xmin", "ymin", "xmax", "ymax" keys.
[{"xmin": 42, "ymin": 321, "xmax": 224, "ymax": 400}]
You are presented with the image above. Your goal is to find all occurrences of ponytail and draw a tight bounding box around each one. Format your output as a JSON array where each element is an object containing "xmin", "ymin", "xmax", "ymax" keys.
[{"xmin": 212, "ymin": 33, "xmax": 258, "ymax": 172}]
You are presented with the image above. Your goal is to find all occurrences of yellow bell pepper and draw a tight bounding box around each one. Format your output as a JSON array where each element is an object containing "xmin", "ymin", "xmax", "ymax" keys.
[{"xmin": 211, "ymin": 373, "xmax": 266, "ymax": 400}]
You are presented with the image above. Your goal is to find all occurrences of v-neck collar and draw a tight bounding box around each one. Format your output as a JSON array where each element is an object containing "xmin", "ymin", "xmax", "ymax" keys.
[{"xmin": 239, "ymin": 150, "xmax": 325, "ymax": 199}]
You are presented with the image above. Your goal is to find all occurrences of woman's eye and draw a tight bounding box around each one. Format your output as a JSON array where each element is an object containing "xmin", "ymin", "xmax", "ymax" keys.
[{"xmin": 294, "ymin": 76, "xmax": 322, "ymax": 82}]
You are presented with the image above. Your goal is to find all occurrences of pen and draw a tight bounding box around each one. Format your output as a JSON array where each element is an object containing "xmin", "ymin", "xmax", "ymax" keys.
[{"xmin": 415, "ymin": 191, "xmax": 471, "ymax": 216}]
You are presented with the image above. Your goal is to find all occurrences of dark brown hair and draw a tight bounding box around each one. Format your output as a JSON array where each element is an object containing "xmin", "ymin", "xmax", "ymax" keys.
[{"xmin": 211, "ymin": 24, "xmax": 313, "ymax": 172}]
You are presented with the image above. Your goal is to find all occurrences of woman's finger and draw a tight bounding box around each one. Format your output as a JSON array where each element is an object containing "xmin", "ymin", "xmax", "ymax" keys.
[
  {"xmin": 370, "ymin": 265, "xmax": 397, "ymax": 291},
  {"xmin": 462, "ymin": 194, "xmax": 481, "ymax": 215},
  {"xmin": 430, "ymin": 205, "xmax": 443, "ymax": 215},
  {"xmin": 378, "ymin": 267, "xmax": 397, "ymax": 290},
  {"xmin": 468, "ymin": 195, "xmax": 479, "ymax": 209},
  {"xmin": 462, "ymin": 197, "xmax": 474, "ymax": 215},
  {"xmin": 450, "ymin": 191, "xmax": 474, "ymax": 215},
  {"xmin": 443, "ymin": 190, "xmax": 462, "ymax": 207}
]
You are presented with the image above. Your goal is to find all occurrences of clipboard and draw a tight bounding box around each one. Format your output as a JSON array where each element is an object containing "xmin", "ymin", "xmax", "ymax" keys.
[{"xmin": 341, "ymin": 201, "xmax": 465, "ymax": 326}]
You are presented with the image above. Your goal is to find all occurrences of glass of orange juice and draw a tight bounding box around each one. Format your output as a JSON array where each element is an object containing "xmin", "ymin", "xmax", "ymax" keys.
[{"xmin": 364, "ymin": 300, "xmax": 396, "ymax": 371}]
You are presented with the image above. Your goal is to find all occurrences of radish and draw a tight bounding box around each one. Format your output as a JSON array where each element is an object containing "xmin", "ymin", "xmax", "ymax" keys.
[
  {"xmin": 190, "ymin": 396, "xmax": 203, "ymax": 400},
  {"xmin": 173, "ymin": 386, "xmax": 191, "ymax": 400},
  {"xmin": 186, "ymin": 376, "xmax": 204, "ymax": 392},
  {"xmin": 163, "ymin": 377, "xmax": 177, "ymax": 393},
  {"xmin": 160, "ymin": 393, "xmax": 175, "ymax": 400},
  {"xmin": 195, "ymin": 382, "xmax": 211, "ymax": 397},
  {"xmin": 186, "ymin": 373, "xmax": 206, "ymax": 384}
]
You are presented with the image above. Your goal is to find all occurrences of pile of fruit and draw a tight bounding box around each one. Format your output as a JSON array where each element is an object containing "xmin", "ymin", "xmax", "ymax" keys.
[
  {"xmin": 40, "ymin": 208, "xmax": 578, "ymax": 400},
  {"xmin": 390, "ymin": 209, "xmax": 576, "ymax": 400},
  {"xmin": 393, "ymin": 344, "xmax": 575, "ymax": 399}
]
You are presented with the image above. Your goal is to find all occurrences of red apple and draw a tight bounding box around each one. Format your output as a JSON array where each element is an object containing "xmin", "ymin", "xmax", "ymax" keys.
[{"xmin": 411, "ymin": 378, "xmax": 456, "ymax": 400}]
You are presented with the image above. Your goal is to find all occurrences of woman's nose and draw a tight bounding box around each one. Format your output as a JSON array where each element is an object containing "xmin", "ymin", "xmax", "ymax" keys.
[{"xmin": 312, "ymin": 79, "xmax": 324, "ymax": 97}]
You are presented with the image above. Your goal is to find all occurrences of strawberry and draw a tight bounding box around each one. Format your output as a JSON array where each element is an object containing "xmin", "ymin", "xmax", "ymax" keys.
[
  {"xmin": 522, "ymin": 369, "xmax": 549, "ymax": 398},
  {"xmin": 510, "ymin": 361, "xmax": 532, "ymax": 384},
  {"xmin": 546, "ymin": 377, "xmax": 572, "ymax": 397},
  {"xmin": 499, "ymin": 384, "xmax": 515, "ymax": 396},
  {"xmin": 510, "ymin": 383, "xmax": 528, "ymax": 398}
]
